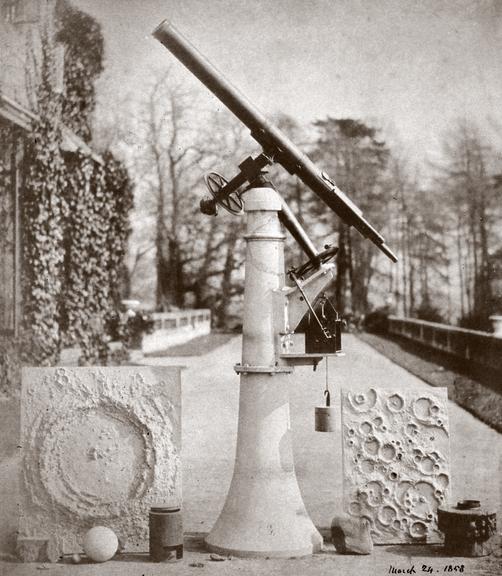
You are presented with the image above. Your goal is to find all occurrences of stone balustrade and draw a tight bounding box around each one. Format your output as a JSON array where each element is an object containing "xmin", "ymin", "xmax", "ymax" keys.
[
  {"xmin": 388, "ymin": 316, "xmax": 502, "ymax": 374},
  {"xmin": 142, "ymin": 309, "xmax": 211, "ymax": 354}
]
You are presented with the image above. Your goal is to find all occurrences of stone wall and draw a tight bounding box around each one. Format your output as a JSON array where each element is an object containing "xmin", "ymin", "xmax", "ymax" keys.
[
  {"xmin": 142, "ymin": 309, "xmax": 211, "ymax": 354},
  {"xmin": 388, "ymin": 316, "xmax": 502, "ymax": 377}
]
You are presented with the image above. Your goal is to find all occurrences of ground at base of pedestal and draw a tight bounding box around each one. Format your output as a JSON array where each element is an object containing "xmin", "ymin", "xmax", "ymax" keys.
[
  {"xmin": 2, "ymin": 533, "xmax": 501, "ymax": 576},
  {"xmin": 205, "ymin": 538, "xmax": 322, "ymax": 559}
]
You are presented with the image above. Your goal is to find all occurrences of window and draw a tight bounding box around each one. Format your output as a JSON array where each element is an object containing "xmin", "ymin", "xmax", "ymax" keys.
[
  {"xmin": 3, "ymin": 0, "xmax": 21, "ymax": 23},
  {"xmin": 0, "ymin": 120, "xmax": 21, "ymax": 334},
  {"xmin": 3, "ymin": 0, "xmax": 39, "ymax": 25}
]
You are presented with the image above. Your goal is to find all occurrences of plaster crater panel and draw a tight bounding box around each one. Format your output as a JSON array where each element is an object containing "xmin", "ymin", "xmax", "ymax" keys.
[
  {"xmin": 341, "ymin": 386, "xmax": 450, "ymax": 544},
  {"xmin": 19, "ymin": 367, "xmax": 182, "ymax": 559}
]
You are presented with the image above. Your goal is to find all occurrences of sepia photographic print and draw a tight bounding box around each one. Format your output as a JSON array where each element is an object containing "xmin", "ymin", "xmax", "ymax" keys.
[{"xmin": 0, "ymin": 1, "xmax": 501, "ymax": 575}]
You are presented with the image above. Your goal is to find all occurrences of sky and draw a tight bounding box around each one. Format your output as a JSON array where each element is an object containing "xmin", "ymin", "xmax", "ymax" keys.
[{"xmin": 73, "ymin": 0, "xmax": 502, "ymax": 165}]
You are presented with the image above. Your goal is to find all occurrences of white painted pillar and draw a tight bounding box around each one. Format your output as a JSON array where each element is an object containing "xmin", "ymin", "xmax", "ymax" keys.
[{"xmin": 205, "ymin": 186, "xmax": 322, "ymax": 557}]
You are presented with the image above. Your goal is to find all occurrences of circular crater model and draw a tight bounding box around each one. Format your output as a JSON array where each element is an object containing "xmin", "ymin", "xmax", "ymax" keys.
[
  {"xmin": 406, "ymin": 423, "xmax": 419, "ymax": 437},
  {"xmin": 380, "ymin": 443, "xmax": 396, "ymax": 462},
  {"xmin": 360, "ymin": 459, "xmax": 375, "ymax": 474},
  {"xmin": 412, "ymin": 482, "xmax": 436, "ymax": 519},
  {"xmin": 409, "ymin": 520, "xmax": 428, "ymax": 539},
  {"xmin": 373, "ymin": 416, "xmax": 384, "ymax": 428},
  {"xmin": 387, "ymin": 393, "xmax": 404, "ymax": 412},
  {"xmin": 419, "ymin": 456, "xmax": 435, "ymax": 474},
  {"xmin": 437, "ymin": 473, "xmax": 449, "ymax": 489},
  {"xmin": 412, "ymin": 396, "xmax": 444, "ymax": 426},
  {"xmin": 414, "ymin": 397, "xmax": 433, "ymax": 419},
  {"xmin": 347, "ymin": 389, "xmax": 378, "ymax": 413},
  {"xmin": 395, "ymin": 481, "xmax": 413, "ymax": 506},
  {"xmin": 363, "ymin": 436, "xmax": 380, "ymax": 456},
  {"xmin": 364, "ymin": 480, "xmax": 384, "ymax": 506},
  {"xmin": 55, "ymin": 409, "xmax": 146, "ymax": 501},
  {"xmin": 378, "ymin": 505, "xmax": 397, "ymax": 526},
  {"xmin": 360, "ymin": 421, "xmax": 373, "ymax": 435},
  {"xmin": 35, "ymin": 403, "xmax": 155, "ymax": 519}
]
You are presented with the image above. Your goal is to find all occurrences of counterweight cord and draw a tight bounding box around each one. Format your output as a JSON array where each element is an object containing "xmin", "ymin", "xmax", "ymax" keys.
[{"xmin": 324, "ymin": 357, "xmax": 330, "ymax": 406}]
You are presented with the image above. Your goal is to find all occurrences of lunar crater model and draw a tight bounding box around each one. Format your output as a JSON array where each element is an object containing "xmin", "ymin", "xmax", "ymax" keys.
[
  {"xmin": 342, "ymin": 387, "xmax": 450, "ymax": 544},
  {"xmin": 20, "ymin": 367, "xmax": 182, "ymax": 560}
]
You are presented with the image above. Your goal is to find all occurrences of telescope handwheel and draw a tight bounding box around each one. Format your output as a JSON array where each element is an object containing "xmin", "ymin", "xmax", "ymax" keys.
[
  {"xmin": 204, "ymin": 172, "xmax": 243, "ymax": 215},
  {"xmin": 294, "ymin": 245, "xmax": 338, "ymax": 278}
]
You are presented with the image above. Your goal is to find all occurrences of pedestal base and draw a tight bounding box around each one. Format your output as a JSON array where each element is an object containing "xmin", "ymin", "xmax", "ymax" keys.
[
  {"xmin": 205, "ymin": 373, "xmax": 322, "ymax": 558},
  {"xmin": 205, "ymin": 475, "xmax": 322, "ymax": 558}
]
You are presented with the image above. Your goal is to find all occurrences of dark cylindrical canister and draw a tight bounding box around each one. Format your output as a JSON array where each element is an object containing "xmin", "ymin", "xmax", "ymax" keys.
[
  {"xmin": 315, "ymin": 406, "xmax": 335, "ymax": 432},
  {"xmin": 315, "ymin": 389, "xmax": 335, "ymax": 432},
  {"xmin": 438, "ymin": 501, "xmax": 497, "ymax": 557},
  {"xmin": 149, "ymin": 506, "xmax": 183, "ymax": 562}
]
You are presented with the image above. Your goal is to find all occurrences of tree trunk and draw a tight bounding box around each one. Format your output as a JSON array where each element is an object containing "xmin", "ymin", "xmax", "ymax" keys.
[
  {"xmin": 214, "ymin": 231, "xmax": 239, "ymax": 328},
  {"xmin": 335, "ymin": 223, "xmax": 349, "ymax": 315},
  {"xmin": 456, "ymin": 217, "xmax": 466, "ymax": 318}
]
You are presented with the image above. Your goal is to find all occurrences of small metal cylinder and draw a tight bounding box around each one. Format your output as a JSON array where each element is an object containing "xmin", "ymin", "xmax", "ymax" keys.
[
  {"xmin": 149, "ymin": 506, "xmax": 183, "ymax": 562},
  {"xmin": 315, "ymin": 406, "xmax": 335, "ymax": 432}
]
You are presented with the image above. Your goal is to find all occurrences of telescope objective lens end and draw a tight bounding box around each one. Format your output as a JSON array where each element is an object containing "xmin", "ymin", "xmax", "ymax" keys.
[{"xmin": 380, "ymin": 243, "xmax": 398, "ymax": 263}]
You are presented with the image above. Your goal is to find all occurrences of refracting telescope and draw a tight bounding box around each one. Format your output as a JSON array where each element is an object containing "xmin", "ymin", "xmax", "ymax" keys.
[
  {"xmin": 152, "ymin": 20, "xmax": 399, "ymax": 559},
  {"xmin": 153, "ymin": 20, "xmax": 398, "ymax": 268}
]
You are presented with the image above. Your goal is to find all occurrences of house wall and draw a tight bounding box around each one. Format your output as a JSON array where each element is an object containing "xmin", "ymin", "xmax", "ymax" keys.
[{"xmin": 0, "ymin": 0, "xmax": 56, "ymax": 110}]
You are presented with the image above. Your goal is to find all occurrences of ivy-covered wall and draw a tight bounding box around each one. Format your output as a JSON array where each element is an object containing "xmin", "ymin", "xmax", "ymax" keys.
[
  {"xmin": 0, "ymin": 0, "xmax": 133, "ymax": 395},
  {"xmin": 23, "ymin": 83, "xmax": 66, "ymax": 366},
  {"xmin": 61, "ymin": 151, "xmax": 133, "ymax": 364}
]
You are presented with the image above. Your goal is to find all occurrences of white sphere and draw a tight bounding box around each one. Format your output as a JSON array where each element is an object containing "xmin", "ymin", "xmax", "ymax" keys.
[{"xmin": 83, "ymin": 526, "xmax": 118, "ymax": 563}]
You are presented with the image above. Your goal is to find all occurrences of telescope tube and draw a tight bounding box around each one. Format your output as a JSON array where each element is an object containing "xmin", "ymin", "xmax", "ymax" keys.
[{"xmin": 153, "ymin": 21, "xmax": 397, "ymax": 263}]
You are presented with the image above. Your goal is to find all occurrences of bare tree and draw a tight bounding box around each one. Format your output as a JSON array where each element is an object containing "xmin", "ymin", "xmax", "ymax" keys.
[
  {"xmin": 131, "ymin": 70, "xmax": 206, "ymax": 309},
  {"xmin": 124, "ymin": 71, "xmax": 254, "ymax": 326},
  {"xmin": 437, "ymin": 120, "xmax": 502, "ymax": 328}
]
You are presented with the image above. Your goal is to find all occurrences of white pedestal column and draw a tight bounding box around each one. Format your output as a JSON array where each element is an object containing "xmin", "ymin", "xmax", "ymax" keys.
[{"xmin": 205, "ymin": 186, "xmax": 322, "ymax": 557}]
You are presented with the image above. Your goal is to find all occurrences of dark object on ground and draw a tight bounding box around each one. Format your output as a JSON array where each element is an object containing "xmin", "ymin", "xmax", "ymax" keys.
[
  {"xmin": 438, "ymin": 501, "xmax": 497, "ymax": 557},
  {"xmin": 149, "ymin": 506, "xmax": 183, "ymax": 562},
  {"xmin": 127, "ymin": 311, "xmax": 155, "ymax": 349},
  {"xmin": 145, "ymin": 333, "xmax": 236, "ymax": 357},
  {"xmin": 16, "ymin": 537, "xmax": 51, "ymax": 563},
  {"xmin": 331, "ymin": 514, "xmax": 373, "ymax": 555},
  {"xmin": 357, "ymin": 332, "xmax": 502, "ymax": 433},
  {"xmin": 209, "ymin": 553, "xmax": 226, "ymax": 561},
  {"xmin": 189, "ymin": 562, "xmax": 205, "ymax": 567}
]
